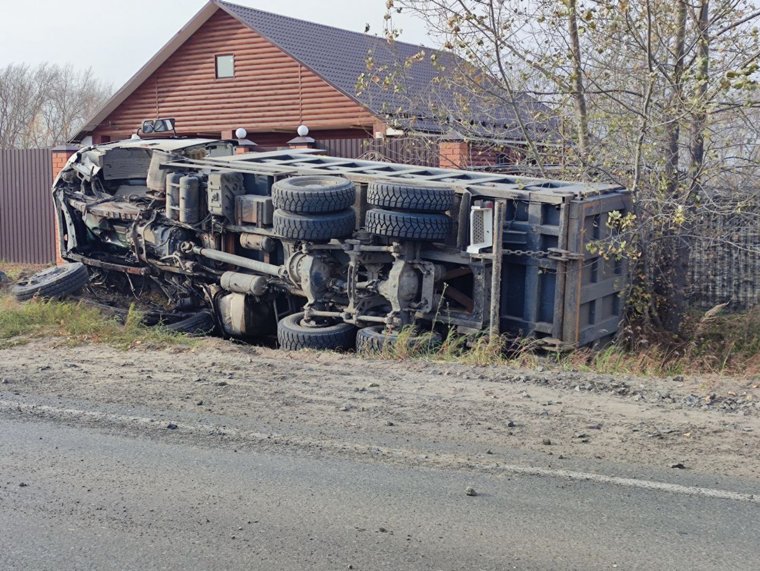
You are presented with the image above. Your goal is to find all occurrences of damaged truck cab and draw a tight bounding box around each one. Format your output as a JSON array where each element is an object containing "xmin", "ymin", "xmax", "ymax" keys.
[{"xmin": 53, "ymin": 138, "xmax": 631, "ymax": 350}]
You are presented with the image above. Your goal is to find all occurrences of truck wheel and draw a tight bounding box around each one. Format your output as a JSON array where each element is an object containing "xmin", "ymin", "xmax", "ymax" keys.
[
  {"xmin": 272, "ymin": 176, "xmax": 355, "ymax": 214},
  {"xmin": 12, "ymin": 262, "xmax": 90, "ymax": 301},
  {"xmin": 277, "ymin": 312, "xmax": 356, "ymax": 351},
  {"xmin": 355, "ymin": 325, "xmax": 441, "ymax": 353},
  {"xmin": 365, "ymin": 208, "xmax": 450, "ymax": 242},
  {"xmin": 273, "ymin": 209, "xmax": 355, "ymax": 242},
  {"xmin": 367, "ymin": 182, "xmax": 454, "ymax": 212},
  {"xmin": 164, "ymin": 311, "xmax": 216, "ymax": 335}
]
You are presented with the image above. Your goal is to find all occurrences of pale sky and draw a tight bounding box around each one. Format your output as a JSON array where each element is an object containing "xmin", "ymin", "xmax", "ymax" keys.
[{"xmin": 0, "ymin": 0, "xmax": 433, "ymax": 89}]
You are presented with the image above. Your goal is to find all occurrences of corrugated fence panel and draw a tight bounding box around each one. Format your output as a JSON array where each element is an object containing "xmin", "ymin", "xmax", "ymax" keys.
[
  {"xmin": 690, "ymin": 203, "xmax": 760, "ymax": 311},
  {"xmin": 319, "ymin": 137, "xmax": 440, "ymax": 167},
  {"xmin": 0, "ymin": 149, "xmax": 55, "ymax": 264}
]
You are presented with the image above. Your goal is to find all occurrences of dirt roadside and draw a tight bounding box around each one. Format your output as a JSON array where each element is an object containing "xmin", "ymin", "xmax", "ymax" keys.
[{"xmin": 1, "ymin": 338, "xmax": 758, "ymax": 480}]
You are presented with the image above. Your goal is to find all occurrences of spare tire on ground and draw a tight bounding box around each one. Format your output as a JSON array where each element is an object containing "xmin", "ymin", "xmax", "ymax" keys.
[
  {"xmin": 277, "ymin": 312, "xmax": 356, "ymax": 351},
  {"xmin": 272, "ymin": 176, "xmax": 355, "ymax": 214},
  {"xmin": 11, "ymin": 263, "xmax": 90, "ymax": 301},
  {"xmin": 367, "ymin": 181, "xmax": 455, "ymax": 212}
]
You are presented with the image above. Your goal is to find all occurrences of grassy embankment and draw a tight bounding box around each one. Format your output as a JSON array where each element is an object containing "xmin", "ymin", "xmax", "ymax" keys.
[
  {"xmin": 0, "ymin": 262, "xmax": 192, "ymax": 350},
  {"xmin": 364, "ymin": 310, "xmax": 760, "ymax": 377},
  {"xmin": 2, "ymin": 261, "xmax": 758, "ymax": 376}
]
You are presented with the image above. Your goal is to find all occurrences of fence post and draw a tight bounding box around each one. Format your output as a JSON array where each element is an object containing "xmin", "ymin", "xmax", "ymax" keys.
[{"xmin": 51, "ymin": 144, "xmax": 80, "ymax": 266}]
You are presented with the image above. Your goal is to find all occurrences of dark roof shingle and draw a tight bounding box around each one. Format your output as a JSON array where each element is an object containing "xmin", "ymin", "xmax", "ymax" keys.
[{"xmin": 217, "ymin": 1, "xmax": 548, "ymax": 137}]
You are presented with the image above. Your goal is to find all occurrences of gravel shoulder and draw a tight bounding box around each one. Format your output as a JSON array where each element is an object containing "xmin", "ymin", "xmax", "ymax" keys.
[{"xmin": 1, "ymin": 339, "xmax": 758, "ymax": 480}]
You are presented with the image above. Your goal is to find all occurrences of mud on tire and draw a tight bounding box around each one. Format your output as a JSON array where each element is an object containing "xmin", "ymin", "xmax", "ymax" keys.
[{"xmin": 277, "ymin": 312, "xmax": 356, "ymax": 351}]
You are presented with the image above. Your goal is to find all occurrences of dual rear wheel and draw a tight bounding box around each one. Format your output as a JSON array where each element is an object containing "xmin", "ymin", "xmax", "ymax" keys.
[
  {"xmin": 271, "ymin": 178, "xmax": 455, "ymax": 351},
  {"xmin": 277, "ymin": 314, "xmax": 440, "ymax": 354}
]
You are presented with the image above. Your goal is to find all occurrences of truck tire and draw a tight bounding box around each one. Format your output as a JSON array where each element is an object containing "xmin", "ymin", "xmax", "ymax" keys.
[
  {"xmin": 277, "ymin": 312, "xmax": 356, "ymax": 351},
  {"xmin": 365, "ymin": 208, "xmax": 450, "ymax": 242},
  {"xmin": 164, "ymin": 311, "xmax": 215, "ymax": 335},
  {"xmin": 12, "ymin": 263, "xmax": 90, "ymax": 302},
  {"xmin": 273, "ymin": 209, "xmax": 355, "ymax": 242},
  {"xmin": 272, "ymin": 176, "xmax": 355, "ymax": 214},
  {"xmin": 355, "ymin": 325, "xmax": 441, "ymax": 353},
  {"xmin": 367, "ymin": 182, "xmax": 455, "ymax": 212}
]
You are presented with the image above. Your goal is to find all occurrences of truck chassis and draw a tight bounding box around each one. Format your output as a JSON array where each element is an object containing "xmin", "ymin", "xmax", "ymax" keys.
[{"xmin": 52, "ymin": 138, "xmax": 631, "ymax": 350}]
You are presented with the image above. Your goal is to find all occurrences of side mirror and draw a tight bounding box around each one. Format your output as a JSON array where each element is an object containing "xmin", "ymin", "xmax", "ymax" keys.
[
  {"xmin": 154, "ymin": 118, "xmax": 176, "ymax": 133},
  {"xmin": 139, "ymin": 118, "xmax": 176, "ymax": 136}
]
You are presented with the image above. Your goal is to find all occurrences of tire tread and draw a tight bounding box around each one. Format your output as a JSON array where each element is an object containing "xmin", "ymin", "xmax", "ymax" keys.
[
  {"xmin": 367, "ymin": 182, "xmax": 454, "ymax": 212},
  {"xmin": 278, "ymin": 312, "xmax": 356, "ymax": 351},
  {"xmin": 12, "ymin": 263, "xmax": 90, "ymax": 301},
  {"xmin": 272, "ymin": 176, "xmax": 355, "ymax": 214},
  {"xmin": 273, "ymin": 209, "xmax": 355, "ymax": 241},
  {"xmin": 365, "ymin": 208, "xmax": 450, "ymax": 242}
]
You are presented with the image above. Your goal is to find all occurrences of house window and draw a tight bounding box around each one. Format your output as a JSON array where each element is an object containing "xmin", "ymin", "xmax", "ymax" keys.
[{"xmin": 215, "ymin": 54, "xmax": 234, "ymax": 79}]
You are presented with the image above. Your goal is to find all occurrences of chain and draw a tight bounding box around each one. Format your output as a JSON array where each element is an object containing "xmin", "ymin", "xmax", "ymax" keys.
[
  {"xmin": 502, "ymin": 248, "xmax": 584, "ymax": 261},
  {"xmin": 503, "ymin": 249, "xmax": 551, "ymax": 258}
]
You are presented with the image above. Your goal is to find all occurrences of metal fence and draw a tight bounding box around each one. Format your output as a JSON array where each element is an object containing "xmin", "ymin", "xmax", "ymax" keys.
[
  {"xmin": 690, "ymin": 202, "xmax": 760, "ymax": 311},
  {"xmin": 318, "ymin": 137, "xmax": 440, "ymax": 167},
  {"xmin": 0, "ymin": 148, "xmax": 55, "ymax": 264}
]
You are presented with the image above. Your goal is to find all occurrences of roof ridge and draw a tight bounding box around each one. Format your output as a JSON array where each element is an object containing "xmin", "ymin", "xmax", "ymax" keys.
[{"xmin": 215, "ymin": 0, "xmax": 443, "ymax": 55}]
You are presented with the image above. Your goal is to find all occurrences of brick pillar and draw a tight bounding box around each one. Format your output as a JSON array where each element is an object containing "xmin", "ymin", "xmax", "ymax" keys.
[
  {"xmin": 235, "ymin": 139, "xmax": 257, "ymax": 155},
  {"xmin": 286, "ymin": 135, "xmax": 316, "ymax": 150},
  {"xmin": 439, "ymin": 140, "xmax": 470, "ymax": 169},
  {"xmin": 51, "ymin": 144, "xmax": 80, "ymax": 266}
]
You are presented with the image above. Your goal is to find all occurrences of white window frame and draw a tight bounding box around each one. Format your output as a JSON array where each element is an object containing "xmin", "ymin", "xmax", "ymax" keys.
[{"xmin": 215, "ymin": 54, "xmax": 235, "ymax": 79}]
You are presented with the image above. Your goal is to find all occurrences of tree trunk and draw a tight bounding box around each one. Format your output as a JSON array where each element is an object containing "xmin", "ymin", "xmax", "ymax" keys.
[
  {"xmin": 664, "ymin": 0, "xmax": 687, "ymax": 196},
  {"xmin": 689, "ymin": 0, "xmax": 710, "ymax": 194},
  {"xmin": 566, "ymin": 0, "xmax": 590, "ymax": 168},
  {"xmin": 658, "ymin": 0, "xmax": 690, "ymax": 333},
  {"xmin": 662, "ymin": 1, "xmax": 710, "ymax": 334}
]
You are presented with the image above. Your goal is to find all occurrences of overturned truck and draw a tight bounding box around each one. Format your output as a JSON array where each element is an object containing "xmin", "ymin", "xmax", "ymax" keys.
[{"xmin": 52, "ymin": 138, "xmax": 631, "ymax": 350}]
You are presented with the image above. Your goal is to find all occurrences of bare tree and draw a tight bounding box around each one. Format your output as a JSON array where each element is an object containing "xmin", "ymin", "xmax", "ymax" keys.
[
  {"xmin": 0, "ymin": 63, "xmax": 110, "ymax": 149},
  {"xmin": 376, "ymin": 0, "xmax": 760, "ymax": 331}
]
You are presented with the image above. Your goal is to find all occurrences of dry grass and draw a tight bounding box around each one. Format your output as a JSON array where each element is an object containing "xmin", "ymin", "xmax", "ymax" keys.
[
  {"xmin": 0, "ymin": 294, "xmax": 194, "ymax": 350},
  {"xmin": 368, "ymin": 326, "xmax": 541, "ymax": 368},
  {"xmin": 366, "ymin": 306, "xmax": 760, "ymax": 378},
  {"xmin": 3, "ymin": 259, "xmax": 757, "ymax": 376},
  {"xmin": 0, "ymin": 261, "xmax": 46, "ymax": 282},
  {"xmin": 558, "ymin": 307, "xmax": 760, "ymax": 377}
]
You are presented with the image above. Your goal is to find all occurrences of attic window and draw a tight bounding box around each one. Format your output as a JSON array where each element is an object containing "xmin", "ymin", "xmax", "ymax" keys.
[{"xmin": 215, "ymin": 54, "xmax": 234, "ymax": 79}]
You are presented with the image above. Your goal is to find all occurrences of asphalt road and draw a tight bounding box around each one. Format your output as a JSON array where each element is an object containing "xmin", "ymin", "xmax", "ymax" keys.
[{"xmin": 1, "ymin": 415, "xmax": 758, "ymax": 571}]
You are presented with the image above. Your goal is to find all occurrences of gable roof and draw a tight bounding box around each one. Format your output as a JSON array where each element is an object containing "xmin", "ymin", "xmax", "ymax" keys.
[
  {"xmin": 73, "ymin": 0, "xmax": 547, "ymax": 142},
  {"xmin": 216, "ymin": 1, "xmax": 458, "ymax": 124},
  {"xmin": 216, "ymin": 1, "xmax": 551, "ymax": 140}
]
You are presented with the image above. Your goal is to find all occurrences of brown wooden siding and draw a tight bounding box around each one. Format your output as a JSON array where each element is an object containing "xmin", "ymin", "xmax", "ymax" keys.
[
  {"xmin": 0, "ymin": 149, "xmax": 55, "ymax": 264},
  {"xmin": 250, "ymin": 128, "xmax": 371, "ymax": 147},
  {"xmin": 92, "ymin": 10, "xmax": 375, "ymax": 141}
]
